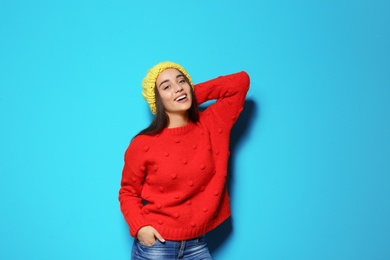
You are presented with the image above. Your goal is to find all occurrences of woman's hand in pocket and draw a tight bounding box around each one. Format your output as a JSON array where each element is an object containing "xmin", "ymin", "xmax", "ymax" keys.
[{"xmin": 136, "ymin": 226, "xmax": 166, "ymax": 246}]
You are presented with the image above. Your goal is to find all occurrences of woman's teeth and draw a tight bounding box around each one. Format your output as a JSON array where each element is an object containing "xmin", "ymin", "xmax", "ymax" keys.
[{"xmin": 176, "ymin": 95, "xmax": 187, "ymax": 101}]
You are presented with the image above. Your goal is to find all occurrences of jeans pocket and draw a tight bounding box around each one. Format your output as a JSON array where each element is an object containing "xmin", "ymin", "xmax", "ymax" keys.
[
  {"xmin": 137, "ymin": 239, "xmax": 158, "ymax": 248},
  {"xmin": 132, "ymin": 239, "xmax": 170, "ymax": 259}
]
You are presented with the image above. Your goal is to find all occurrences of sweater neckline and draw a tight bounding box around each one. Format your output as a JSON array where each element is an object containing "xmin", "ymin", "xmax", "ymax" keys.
[{"xmin": 161, "ymin": 121, "xmax": 197, "ymax": 136}]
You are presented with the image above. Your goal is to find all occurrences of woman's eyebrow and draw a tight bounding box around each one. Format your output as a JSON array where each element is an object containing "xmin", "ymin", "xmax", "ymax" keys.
[
  {"xmin": 158, "ymin": 74, "xmax": 184, "ymax": 88},
  {"xmin": 158, "ymin": 79, "xmax": 170, "ymax": 88}
]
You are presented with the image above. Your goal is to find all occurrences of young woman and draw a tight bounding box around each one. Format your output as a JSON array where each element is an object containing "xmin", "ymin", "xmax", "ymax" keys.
[{"xmin": 119, "ymin": 61, "xmax": 250, "ymax": 259}]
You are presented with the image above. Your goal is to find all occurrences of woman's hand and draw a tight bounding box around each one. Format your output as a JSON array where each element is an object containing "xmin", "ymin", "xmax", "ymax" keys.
[{"xmin": 137, "ymin": 226, "xmax": 166, "ymax": 246}]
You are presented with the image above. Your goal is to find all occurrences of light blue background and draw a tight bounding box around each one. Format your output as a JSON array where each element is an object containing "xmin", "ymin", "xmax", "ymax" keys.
[{"xmin": 1, "ymin": 1, "xmax": 389, "ymax": 259}]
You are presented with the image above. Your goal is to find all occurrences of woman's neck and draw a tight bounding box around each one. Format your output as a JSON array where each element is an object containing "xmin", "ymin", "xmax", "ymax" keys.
[{"xmin": 167, "ymin": 112, "xmax": 190, "ymax": 128}]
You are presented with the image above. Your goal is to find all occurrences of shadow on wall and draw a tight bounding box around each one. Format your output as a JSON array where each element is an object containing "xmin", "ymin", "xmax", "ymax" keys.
[
  {"xmin": 137, "ymin": 98, "xmax": 257, "ymax": 253},
  {"xmin": 207, "ymin": 99, "xmax": 258, "ymax": 253}
]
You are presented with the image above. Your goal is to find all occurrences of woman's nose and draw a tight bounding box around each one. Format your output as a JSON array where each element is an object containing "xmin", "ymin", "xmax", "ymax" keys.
[{"xmin": 174, "ymin": 84, "xmax": 183, "ymax": 93}]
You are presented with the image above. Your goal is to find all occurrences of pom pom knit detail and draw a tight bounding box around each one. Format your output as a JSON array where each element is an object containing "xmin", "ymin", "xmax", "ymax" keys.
[{"xmin": 119, "ymin": 71, "xmax": 250, "ymax": 240}]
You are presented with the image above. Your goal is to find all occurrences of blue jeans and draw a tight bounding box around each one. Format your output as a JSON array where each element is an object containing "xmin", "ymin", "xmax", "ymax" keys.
[{"xmin": 131, "ymin": 235, "xmax": 212, "ymax": 260}]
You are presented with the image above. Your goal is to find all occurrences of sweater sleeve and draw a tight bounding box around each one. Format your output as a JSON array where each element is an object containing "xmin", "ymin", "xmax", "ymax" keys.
[
  {"xmin": 194, "ymin": 71, "xmax": 250, "ymax": 129},
  {"xmin": 118, "ymin": 138, "xmax": 150, "ymax": 237}
]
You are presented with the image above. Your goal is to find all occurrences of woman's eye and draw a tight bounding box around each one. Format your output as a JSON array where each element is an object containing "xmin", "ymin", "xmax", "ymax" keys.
[
  {"xmin": 179, "ymin": 79, "xmax": 185, "ymax": 83},
  {"xmin": 163, "ymin": 85, "xmax": 170, "ymax": 90}
]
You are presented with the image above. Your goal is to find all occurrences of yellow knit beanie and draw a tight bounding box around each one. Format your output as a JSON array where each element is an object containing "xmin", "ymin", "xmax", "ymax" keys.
[{"xmin": 141, "ymin": 61, "xmax": 193, "ymax": 114}]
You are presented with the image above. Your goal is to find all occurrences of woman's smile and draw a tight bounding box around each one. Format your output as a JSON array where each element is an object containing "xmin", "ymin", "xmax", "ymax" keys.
[
  {"xmin": 156, "ymin": 68, "xmax": 193, "ymax": 116},
  {"xmin": 175, "ymin": 94, "xmax": 188, "ymax": 102}
]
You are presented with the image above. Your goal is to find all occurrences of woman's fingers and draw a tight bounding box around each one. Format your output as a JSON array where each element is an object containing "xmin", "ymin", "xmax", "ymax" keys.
[
  {"xmin": 153, "ymin": 229, "xmax": 165, "ymax": 243},
  {"xmin": 137, "ymin": 226, "xmax": 165, "ymax": 245}
]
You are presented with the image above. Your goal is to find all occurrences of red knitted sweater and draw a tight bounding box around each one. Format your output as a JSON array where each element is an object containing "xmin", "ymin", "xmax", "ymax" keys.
[{"xmin": 119, "ymin": 71, "xmax": 250, "ymax": 240}]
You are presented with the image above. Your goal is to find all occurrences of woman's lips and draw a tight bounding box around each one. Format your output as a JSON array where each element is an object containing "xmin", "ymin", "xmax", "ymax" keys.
[{"xmin": 175, "ymin": 94, "xmax": 188, "ymax": 102}]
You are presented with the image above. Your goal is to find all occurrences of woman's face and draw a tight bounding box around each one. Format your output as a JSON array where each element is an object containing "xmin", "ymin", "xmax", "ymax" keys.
[{"xmin": 156, "ymin": 68, "xmax": 193, "ymax": 116}]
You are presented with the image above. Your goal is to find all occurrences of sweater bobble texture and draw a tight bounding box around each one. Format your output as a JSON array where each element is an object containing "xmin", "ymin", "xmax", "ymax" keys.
[{"xmin": 120, "ymin": 71, "xmax": 250, "ymax": 240}]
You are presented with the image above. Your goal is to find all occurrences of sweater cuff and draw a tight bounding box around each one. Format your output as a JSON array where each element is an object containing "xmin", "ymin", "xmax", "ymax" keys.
[{"xmin": 129, "ymin": 215, "xmax": 150, "ymax": 238}]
